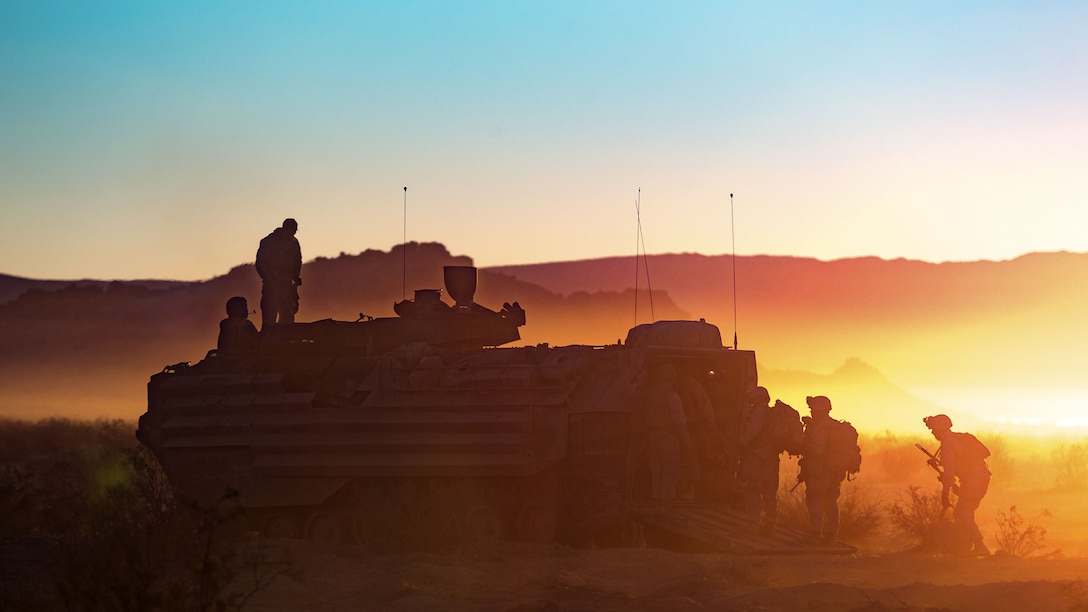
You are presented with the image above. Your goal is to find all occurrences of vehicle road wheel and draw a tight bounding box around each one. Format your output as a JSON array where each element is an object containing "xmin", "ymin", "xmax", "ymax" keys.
[
  {"xmin": 460, "ymin": 504, "xmax": 502, "ymax": 542},
  {"xmin": 516, "ymin": 502, "xmax": 559, "ymax": 543},
  {"xmin": 263, "ymin": 512, "xmax": 300, "ymax": 540},
  {"xmin": 305, "ymin": 512, "xmax": 342, "ymax": 544}
]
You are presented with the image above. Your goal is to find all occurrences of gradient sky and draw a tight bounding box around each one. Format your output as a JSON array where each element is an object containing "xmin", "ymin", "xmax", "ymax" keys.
[{"xmin": 2, "ymin": 1, "xmax": 1086, "ymax": 281}]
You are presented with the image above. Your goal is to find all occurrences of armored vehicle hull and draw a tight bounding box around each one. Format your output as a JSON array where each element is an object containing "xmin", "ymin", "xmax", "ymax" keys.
[{"xmin": 137, "ymin": 266, "xmax": 853, "ymax": 553}]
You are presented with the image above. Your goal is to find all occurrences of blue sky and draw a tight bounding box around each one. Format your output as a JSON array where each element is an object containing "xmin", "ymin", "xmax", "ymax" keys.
[{"xmin": 1, "ymin": 1, "xmax": 1086, "ymax": 280}]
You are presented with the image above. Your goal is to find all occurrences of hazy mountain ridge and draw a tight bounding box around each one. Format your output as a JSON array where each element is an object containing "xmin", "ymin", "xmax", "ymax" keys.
[
  {"xmin": 2, "ymin": 246, "xmax": 1081, "ymax": 430},
  {"xmin": 489, "ymin": 251, "xmax": 1087, "ymax": 322},
  {"xmin": 759, "ymin": 357, "xmax": 951, "ymax": 433},
  {"xmin": 489, "ymin": 251, "xmax": 1088, "ymax": 390},
  {"xmin": 0, "ymin": 273, "xmax": 188, "ymax": 306},
  {"xmin": 0, "ymin": 243, "xmax": 686, "ymax": 421}
]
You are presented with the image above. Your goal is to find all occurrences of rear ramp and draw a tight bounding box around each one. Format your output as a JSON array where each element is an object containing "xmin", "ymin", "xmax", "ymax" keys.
[{"xmin": 634, "ymin": 502, "xmax": 857, "ymax": 554}]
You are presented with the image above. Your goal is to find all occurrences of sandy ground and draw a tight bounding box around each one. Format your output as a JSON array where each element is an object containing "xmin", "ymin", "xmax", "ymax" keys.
[{"xmin": 245, "ymin": 540, "xmax": 1088, "ymax": 611}]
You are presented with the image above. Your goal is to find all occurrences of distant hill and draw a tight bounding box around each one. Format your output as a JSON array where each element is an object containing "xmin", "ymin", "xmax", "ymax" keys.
[
  {"xmin": 758, "ymin": 358, "xmax": 953, "ymax": 434},
  {"xmin": 0, "ymin": 243, "xmax": 684, "ymax": 421},
  {"xmin": 0, "ymin": 273, "xmax": 187, "ymax": 305},
  {"xmin": 3, "ymin": 245, "xmax": 1085, "ymax": 431},
  {"xmin": 489, "ymin": 252, "xmax": 1088, "ymax": 393}
]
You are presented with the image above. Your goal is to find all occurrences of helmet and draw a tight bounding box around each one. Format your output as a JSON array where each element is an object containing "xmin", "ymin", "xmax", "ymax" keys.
[
  {"xmin": 225, "ymin": 296, "xmax": 248, "ymax": 317},
  {"xmin": 747, "ymin": 386, "xmax": 770, "ymax": 404},
  {"xmin": 924, "ymin": 414, "xmax": 953, "ymax": 430},
  {"xmin": 806, "ymin": 395, "xmax": 832, "ymax": 412}
]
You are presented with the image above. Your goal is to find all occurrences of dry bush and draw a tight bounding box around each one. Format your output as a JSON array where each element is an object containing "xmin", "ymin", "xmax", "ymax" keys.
[
  {"xmin": 886, "ymin": 485, "xmax": 944, "ymax": 547},
  {"xmin": 0, "ymin": 418, "xmax": 287, "ymax": 610},
  {"xmin": 994, "ymin": 505, "xmax": 1056, "ymax": 558},
  {"xmin": 1052, "ymin": 443, "xmax": 1088, "ymax": 490},
  {"xmin": 776, "ymin": 459, "xmax": 882, "ymax": 541},
  {"xmin": 718, "ymin": 555, "xmax": 769, "ymax": 586}
]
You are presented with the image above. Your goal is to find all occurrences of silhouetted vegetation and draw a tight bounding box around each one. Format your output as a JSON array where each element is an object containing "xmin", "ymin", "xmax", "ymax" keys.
[
  {"xmin": 886, "ymin": 485, "xmax": 944, "ymax": 549},
  {"xmin": 1053, "ymin": 443, "xmax": 1088, "ymax": 490},
  {"xmin": 994, "ymin": 505, "xmax": 1056, "ymax": 559},
  {"xmin": 776, "ymin": 458, "xmax": 883, "ymax": 541},
  {"xmin": 0, "ymin": 419, "xmax": 286, "ymax": 611}
]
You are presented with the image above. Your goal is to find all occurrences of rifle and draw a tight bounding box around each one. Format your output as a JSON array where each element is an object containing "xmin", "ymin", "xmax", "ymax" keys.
[
  {"xmin": 789, "ymin": 456, "xmax": 809, "ymax": 493},
  {"xmin": 916, "ymin": 443, "xmax": 959, "ymax": 497},
  {"xmin": 915, "ymin": 443, "xmax": 942, "ymax": 475}
]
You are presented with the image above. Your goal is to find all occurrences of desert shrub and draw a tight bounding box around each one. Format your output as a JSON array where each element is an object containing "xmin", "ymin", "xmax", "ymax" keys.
[
  {"xmin": 1053, "ymin": 443, "xmax": 1088, "ymax": 489},
  {"xmin": 776, "ymin": 460, "xmax": 882, "ymax": 541},
  {"xmin": 886, "ymin": 485, "xmax": 943, "ymax": 547},
  {"xmin": 55, "ymin": 450, "xmax": 284, "ymax": 611},
  {"xmin": 993, "ymin": 505, "xmax": 1055, "ymax": 558},
  {"xmin": 0, "ymin": 419, "xmax": 286, "ymax": 610},
  {"xmin": 718, "ymin": 555, "xmax": 769, "ymax": 586}
]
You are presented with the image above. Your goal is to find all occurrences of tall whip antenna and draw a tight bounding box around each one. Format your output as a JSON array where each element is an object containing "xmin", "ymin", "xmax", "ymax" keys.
[
  {"xmin": 402, "ymin": 186, "xmax": 407, "ymax": 301},
  {"xmin": 730, "ymin": 192, "xmax": 738, "ymax": 350},
  {"xmin": 632, "ymin": 188, "xmax": 655, "ymax": 326},
  {"xmin": 633, "ymin": 189, "xmax": 640, "ymax": 327}
]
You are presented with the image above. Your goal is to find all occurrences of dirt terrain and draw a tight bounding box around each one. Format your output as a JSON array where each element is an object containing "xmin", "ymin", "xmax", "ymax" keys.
[{"xmin": 246, "ymin": 539, "xmax": 1088, "ymax": 611}]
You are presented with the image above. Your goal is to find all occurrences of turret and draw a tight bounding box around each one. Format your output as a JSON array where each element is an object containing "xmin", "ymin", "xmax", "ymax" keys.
[{"xmin": 266, "ymin": 265, "xmax": 525, "ymax": 351}]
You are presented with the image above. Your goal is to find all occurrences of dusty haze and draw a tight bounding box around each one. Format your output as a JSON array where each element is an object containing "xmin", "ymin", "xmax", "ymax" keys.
[{"xmin": 2, "ymin": 245, "xmax": 1087, "ymax": 434}]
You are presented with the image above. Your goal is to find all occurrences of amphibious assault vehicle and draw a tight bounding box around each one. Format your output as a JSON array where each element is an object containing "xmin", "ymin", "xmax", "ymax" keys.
[{"xmin": 137, "ymin": 266, "xmax": 852, "ymax": 553}]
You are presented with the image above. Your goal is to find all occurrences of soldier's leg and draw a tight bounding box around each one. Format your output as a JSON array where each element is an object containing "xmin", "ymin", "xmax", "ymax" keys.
[
  {"xmin": 280, "ymin": 304, "xmax": 295, "ymax": 324},
  {"xmin": 738, "ymin": 459, "xmax": 761, "ymax": 521},
  {"xmin": 822, "ymin": 481, "xmax": 841, "ymax": 541},
  {"xmin": 765, "ymin": 463, "xmax": 780, "ymax": 525},
  {"xmin": 760, "ymin": 471, "xmax": 778, "ymax": 527},
  {"xmin": 260, "ymin": 290, "xmax": 276, "ymax": 330},
  {"xmin": 759, "ymin": 482, "xmax": 777, "ymax": 535},
  {"xmin": 271, "ymin": 284, "xmax": 293, "ymax": 324},
  {"xmin": 955, "ymin": 478, "xmax": 990, "ymax": 552},
  {"xmin": 805, "ymin": 486, "xmax": 824, "ymax": 536}
]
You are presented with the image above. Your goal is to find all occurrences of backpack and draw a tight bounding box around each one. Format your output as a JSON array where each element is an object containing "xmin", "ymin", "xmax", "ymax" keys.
[
  {"xmin": 770, "ymin": 400, "xmax": 804, "ymax": 455},
  {"xmin": 827, "ymin": 419, "xmax": 862, "ymax": 475},
  {"xmin": 954, "ymin": 432, "xmax": 990, "ymax": 461}
]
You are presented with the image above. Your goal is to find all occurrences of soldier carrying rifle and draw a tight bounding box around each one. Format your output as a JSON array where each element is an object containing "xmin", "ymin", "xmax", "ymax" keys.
[{"xmin": 921, "ymin": 414, "xmax": 992, "ymax": 557}]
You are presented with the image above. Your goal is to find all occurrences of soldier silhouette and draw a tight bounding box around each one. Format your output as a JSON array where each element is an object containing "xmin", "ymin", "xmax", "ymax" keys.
[
  {"xmin": 738, "ymin": 386, "xmax": 781, "ymax": 536},
  {"xmin": 217, "ymin": 296, "xmax": 259, "ymax": 357},
  {"xmin": 255, "ymin": 218, "xmax": 302, "ymax": 329},
  {"xmin": 798, "ymin": 395, "xmax": 847, "ymax": 543},
  {"xmin": 924, "ymin": 414, "xmax": 992, "ymax": 556}
]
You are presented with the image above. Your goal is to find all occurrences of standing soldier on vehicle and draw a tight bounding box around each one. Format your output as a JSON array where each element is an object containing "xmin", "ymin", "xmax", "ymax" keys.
[
  {"xmin": 738, "ymin": 386, "xmax": 781, "ymax": 536},
  {"xmin": 255, "ymin": 218, "xmax": 303, "ymax": 329},
  {"xmin": 798, "ymin": 395, "xmax": 860, "ymax": 544},
  {"xmin": 923, "ymin": 414, "xmax": 992, "ymax": 556}
]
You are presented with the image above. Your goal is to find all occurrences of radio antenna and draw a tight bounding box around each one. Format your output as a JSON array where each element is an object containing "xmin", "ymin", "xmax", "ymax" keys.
[
  {"xmin": 730, "ymin": 192, "xmax": 738, "ymax": 350},
  {"xmin": 402, "ymin": 186, "xmax": 407, "ymax": 301},
  {"xmin": 633, "ymin": 188, "xmax": 655, "ymax": 326},
  {"xmin": 633, "ymin": 189, "xmax": 640, "ymax": 327}
]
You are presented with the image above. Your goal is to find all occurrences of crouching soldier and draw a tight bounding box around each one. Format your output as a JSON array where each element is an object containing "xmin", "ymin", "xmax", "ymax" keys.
[{"xmin": 923, "ymin": 414, "xmax": 991, "ymax": 557}]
